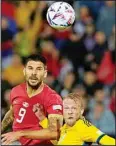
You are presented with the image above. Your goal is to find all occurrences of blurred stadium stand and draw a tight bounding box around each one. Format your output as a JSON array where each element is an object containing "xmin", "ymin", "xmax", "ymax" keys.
[{"xmin": 1, "ymin": 0, "xmax": 116, "ymax": 137}]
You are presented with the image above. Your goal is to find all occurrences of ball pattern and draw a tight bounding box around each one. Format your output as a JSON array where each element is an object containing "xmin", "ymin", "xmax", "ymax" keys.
[{"xmin": 46, "ymin": 2, "xmax": 75, "ymax": 30}]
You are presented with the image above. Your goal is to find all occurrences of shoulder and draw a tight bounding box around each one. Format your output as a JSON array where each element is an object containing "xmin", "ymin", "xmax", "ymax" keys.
[
  {"xmin": 10, "ymin": 83, "xmax": 26, "ymax": 97},
  {"xmin": 44, "ymin": 84, "xmax": 57, "ymax": 94},
  {"xmin": 75, "ymin": 117, "xmax": 92, "ymax": 131},
  {"xmin": 44, "ymin": 84, "xmax": 62, "ymax": 100},
  {"xmin": 43, "ymin": 85, "xmax": 63, "ymax": 114},
  {"xmin": 11, "ymin": 83, "xmax": 25, "ymax": 92},
  {"xmin": 80, "ymin": 117, "xmax": 92, "ymax": 127}
]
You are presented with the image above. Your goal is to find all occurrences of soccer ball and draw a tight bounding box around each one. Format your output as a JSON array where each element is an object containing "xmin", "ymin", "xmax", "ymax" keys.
[{"xmin": 46, "ymin": 2, "xmax": 75, "ymax": 30}]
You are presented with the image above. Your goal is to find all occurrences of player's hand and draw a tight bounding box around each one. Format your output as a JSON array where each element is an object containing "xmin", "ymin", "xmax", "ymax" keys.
[
  {"xmin": 1, "ymin": 131, "xmax": 22, "ymax": 145},
  {"xmin": 33, "ymin": 103, "xmax": 46, "ymax": 121}
]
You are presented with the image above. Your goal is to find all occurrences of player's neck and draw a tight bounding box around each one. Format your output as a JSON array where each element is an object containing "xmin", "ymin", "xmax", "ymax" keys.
[{"xmin": 26, "ymin": 82, "xmax": 44, "ymax": 98}]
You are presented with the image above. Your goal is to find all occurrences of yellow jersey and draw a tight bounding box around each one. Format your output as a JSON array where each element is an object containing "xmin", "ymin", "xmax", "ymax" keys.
[
  {"xmin": 40, "ymin": 117, "xmax": 116, "ymax": 145},
  {"xmin": 58, "ymin": 117, "xmax": 115, "ymax": 145}
]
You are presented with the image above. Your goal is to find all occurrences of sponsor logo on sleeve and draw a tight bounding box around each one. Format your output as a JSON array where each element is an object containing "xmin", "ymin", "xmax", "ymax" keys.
[{"xmin": 53, "ymin": 105, "xmax": 62, "ymax": 110}]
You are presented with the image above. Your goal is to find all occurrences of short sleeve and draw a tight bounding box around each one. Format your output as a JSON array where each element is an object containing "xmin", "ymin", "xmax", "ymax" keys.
[
  {"xmin": 46, "ymin": 93, "xmax": 63, "ymax": 115},
  {"xmin": 81, "ymin": 123, "xmax": 105, "ymax": 143},
  {"xmin": 9, "ymin": 87, "xmax": 17, "ymax": 105}
]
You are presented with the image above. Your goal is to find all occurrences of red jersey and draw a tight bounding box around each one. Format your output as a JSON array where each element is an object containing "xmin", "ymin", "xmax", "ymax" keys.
[{"xmin": 10, "ymin": 83, "xmax": 63, "ymax": 145}]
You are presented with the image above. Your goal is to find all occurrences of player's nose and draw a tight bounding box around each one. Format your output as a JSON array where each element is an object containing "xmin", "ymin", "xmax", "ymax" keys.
[
  {"xmin": 32, "ymin": 69, "xmax": 37, "ymax": 75},
  {"xmin": 68, "ymin": 109, "xmax": 73, "ymax": 114}
]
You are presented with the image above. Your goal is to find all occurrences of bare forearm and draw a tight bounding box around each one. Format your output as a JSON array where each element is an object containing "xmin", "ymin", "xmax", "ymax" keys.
[
  {"xmin": 1, "ymin": 109, "xmax": 13, "ymax": 133},
  {"xmin": 20, "ymin": 129, "xmax": 59, "ymax": 140}
]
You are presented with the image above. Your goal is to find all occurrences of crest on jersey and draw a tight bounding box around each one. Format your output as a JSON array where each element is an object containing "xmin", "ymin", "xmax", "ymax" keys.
[{"xmin": 23, "ymin": 102, "xmax": 29, "ymax": 108}]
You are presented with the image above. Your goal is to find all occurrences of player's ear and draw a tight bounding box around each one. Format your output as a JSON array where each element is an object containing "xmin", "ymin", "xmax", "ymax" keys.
[
  {"xmin": 44, "ymin": 70, "xmax": 47, "ymax": 78},
  {"xmin": 44, "ymin": 66, "xmax": 47, "ymax": 78},
  {"xmin": 81, "ymin": 109, "xmax": 84, "ymax": 115}
]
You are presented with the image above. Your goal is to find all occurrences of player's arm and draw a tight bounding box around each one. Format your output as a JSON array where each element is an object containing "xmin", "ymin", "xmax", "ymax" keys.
[
  {"xmin": 98, "ymin": 134, "xmax": 116, "ymax": 145},
  {"xmin": 30, "ymin": 94, "xmax": 63, "ymax": 139},
  {"xmin": 81, "ymin": 117, "xmax": 116, "ymax": 145},
  {"xmin": 1, "ymin": 106, "xmax": 14, "ymax": 133},
  {"xmin": 39, "ymin": 117, "xmax": 58, "ymax": 145},
  {"xmin": 20, "ymin": 114, "xmax": 62, "ymax": 140},
  {"xmin": 1, "ymin": 114, "xmax": 63, "ymax": 145},
  {"xmin": 33, "ymin": 103, "xmax": 58, "ymax": 145}
]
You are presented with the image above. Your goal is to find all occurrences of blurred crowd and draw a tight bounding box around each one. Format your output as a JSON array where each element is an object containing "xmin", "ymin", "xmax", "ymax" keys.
[{"xmin": 1, "ymin": 0, "xmax": 116, "ymax": 137}]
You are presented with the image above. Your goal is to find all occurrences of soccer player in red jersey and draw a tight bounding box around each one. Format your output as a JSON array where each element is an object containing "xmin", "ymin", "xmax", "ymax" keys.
[{"xmin": 1, "ymin": 54, "xmax": 63, "ymax": 145}]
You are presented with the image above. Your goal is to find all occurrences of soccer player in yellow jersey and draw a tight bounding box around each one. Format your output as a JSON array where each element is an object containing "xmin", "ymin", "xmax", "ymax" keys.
[
  {"xmin": 57, "ymin": 93, "xmax": 115, "ymax": 145},
  {"xmin": 2, "ymin": 93, "xmax": 115, "ymax": 145}
]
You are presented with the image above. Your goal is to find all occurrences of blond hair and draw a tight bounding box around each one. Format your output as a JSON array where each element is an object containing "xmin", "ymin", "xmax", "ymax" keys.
[{"xmin": 63, "ymin": 93, "xmax": 84, "ymax": 109}]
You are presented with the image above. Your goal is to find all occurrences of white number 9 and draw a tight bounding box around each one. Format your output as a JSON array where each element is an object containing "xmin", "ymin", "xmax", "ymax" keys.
[{"xmin": 16, "ymin": 108, "xmax": 26, "ymax": 123}]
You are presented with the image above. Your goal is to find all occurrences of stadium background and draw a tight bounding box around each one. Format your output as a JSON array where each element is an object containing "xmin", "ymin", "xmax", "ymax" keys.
[{"xmin": 1, "ymin": 0, "xmax": 116, "ymax": 138}]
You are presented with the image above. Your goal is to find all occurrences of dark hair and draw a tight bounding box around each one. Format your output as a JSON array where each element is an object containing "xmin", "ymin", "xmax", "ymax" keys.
[{"xmin": 24, "ymin": 54, "xmax": 47, "ymax": 66}]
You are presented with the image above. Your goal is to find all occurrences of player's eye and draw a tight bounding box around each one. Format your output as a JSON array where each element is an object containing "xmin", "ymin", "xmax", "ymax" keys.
[
  {"xmin": 72, "ymin": 107, "xmax": 77, "ymax": 110},
  {"xmin": 64, "ymin": 107, "xmax": 69, "ymax": 110},
  {"xmin": 36, "ymin": 68, "xmax": 43, "ymax": 71},
  {"xmin": 28, "ymin": 66, "xmax": 33, "ymax": 70}
]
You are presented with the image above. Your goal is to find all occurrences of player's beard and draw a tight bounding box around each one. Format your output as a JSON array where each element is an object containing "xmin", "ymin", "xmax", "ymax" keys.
[{"xmin": 27, "ymin": 80, "xmax": 43, "ymax": 90}]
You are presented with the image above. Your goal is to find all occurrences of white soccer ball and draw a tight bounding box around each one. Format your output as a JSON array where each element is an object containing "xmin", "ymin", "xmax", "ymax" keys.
[{"xmin": 46, "ymin": 2, "xmax": 75, "ymax": 30}]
